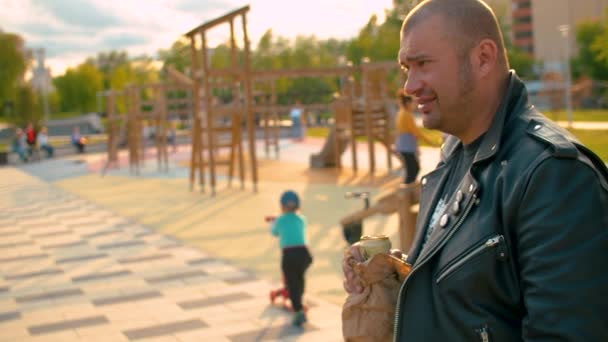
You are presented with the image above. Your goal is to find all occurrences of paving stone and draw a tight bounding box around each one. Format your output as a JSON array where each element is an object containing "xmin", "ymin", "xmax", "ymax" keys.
[
  {"xmin": 92, "ymin": 290, "xmax": 163, "ymax": 306},
  {"xmin": 72, "ymin": 270, "xmax": 132, "ymax": 283},
  {"xmin": 30, "ymin": 229, "xmax": 73, "ymax": 238},
  {"xmin": 0, "ymin": 230, "xmax": 23, "ymax": 237},
  {"xmin": 82, "ymin": 229, "xmax": 123, "ymax": 239},
  {"xmin": 0, "ymin": 311, "xmax": 20, "ymax": 322},
  {"xmin": 178, "ymin": 292, "xmax": 254, "ymax": 310},
  {"xmin": 227, "ymin": 323, "xmax": 318, "ymax": 342},
  {"xmin": 0, "ymin": 253, "xmax": 48, "ymax": 263},
  {"xmin": 56, "ymin": 253, "xmax": 108, "ymax": 264},
  {"xmin": 4, "ymin": 268, "xmax": 64, "ymax": 281},
  {"xmin": 186, "ymin": 257, "xmax": 218, "ymax": 265},
  {"xmin": 144, "ymin": 270, "xmax": 208, "ymax": 284},
  {"xmin": 117, "ymin": 253, "xmax": 172, "ymax": 264},
  {"xmin": 15, "ymin": 288, "xmax": 84, "ymax": 303},
  {"xmin": 97, "ymin": 240, "xmax": 145, "ymax": 250},
  {"xmin": 41, "ymin": 240, "xmax": 87, "ymax": 250},
  {"xmin": 28, "ymin": 315, "xmax": 109, "ymax": 335},
  {"xmin": 0, "ymin": 240, "xmax": 34, "ymax": 249},
  {"xmin": 222, "ymin": 273, "xmax": 259, "ymax": 285},
  {"xmin": 123, "ymin": 319, "xmax": 207, "ymax": 340}
]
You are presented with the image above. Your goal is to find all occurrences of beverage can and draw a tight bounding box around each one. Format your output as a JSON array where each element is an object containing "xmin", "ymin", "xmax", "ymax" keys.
[{"xmin": 359, "ymin": 235, "xmax": 391, "ymax": 260}]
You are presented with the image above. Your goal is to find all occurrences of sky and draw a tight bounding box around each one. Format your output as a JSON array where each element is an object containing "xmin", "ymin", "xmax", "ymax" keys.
[{"xmin": 0, "ymin": 0, "xmax": 394, "ymax": 76}]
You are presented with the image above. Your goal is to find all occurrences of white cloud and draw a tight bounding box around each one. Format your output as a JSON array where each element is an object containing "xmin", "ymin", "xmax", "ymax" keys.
[{"xmin": 0, "ymin": 0, "xmax": 393, "ymax": 76}]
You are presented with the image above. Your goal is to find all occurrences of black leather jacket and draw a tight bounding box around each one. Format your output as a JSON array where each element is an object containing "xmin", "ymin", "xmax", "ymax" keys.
[{"xmin": 394, "ymin": 72, "xmax": 608, "ymax": 341}]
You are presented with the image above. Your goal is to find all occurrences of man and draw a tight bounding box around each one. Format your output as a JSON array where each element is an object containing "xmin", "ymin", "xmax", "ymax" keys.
[{"xmin": 343, "ymin": 0, "xmax": 608, "ymax": 341}]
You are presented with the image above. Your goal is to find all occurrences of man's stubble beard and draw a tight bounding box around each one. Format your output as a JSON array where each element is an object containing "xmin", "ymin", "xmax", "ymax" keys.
[{"xmin": 439, "ymin": 56, "xmax": 477, "ymax": 136}]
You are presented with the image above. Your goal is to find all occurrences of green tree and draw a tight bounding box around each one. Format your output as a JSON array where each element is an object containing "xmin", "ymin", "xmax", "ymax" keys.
[
  {"xmin": 53, "ymin": 63, "xmax": 103, "ymax": 113},
  {"xmin": 158, "ymin": 38, "xmax": 192, "ymax": 74},
  {"xmin": 0, "ymin": 31, "xmax": 28, "ymax": 107},
  {"xmin": 86, "ymin": 50, "xmax": 129, "ymax": 89},
  {"xmin": 573, "ymin": 19, "xmax": 608, "ymax": 80},
  {"xmin": 590, "ymin": 8, "xmax": 608, "ymax": 66},
  {"xmin": 12, "ymin": 84, "xmax": 41, "ymax": 127}
]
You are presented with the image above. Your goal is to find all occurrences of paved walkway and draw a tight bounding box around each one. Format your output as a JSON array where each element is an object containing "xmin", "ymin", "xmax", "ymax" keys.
[
  {"xmin": 0, "ymin": 137, "xmax": 440, "ymax": 341},
  {"xmin": 0, "ymin": 167, "xmax": 342, "ymax": 341}
]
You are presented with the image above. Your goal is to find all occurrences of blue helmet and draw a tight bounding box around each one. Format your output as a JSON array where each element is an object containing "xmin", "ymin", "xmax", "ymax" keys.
[{"xmin": 280, "ymin": 190, "xmax": 300, "ymax": 209}]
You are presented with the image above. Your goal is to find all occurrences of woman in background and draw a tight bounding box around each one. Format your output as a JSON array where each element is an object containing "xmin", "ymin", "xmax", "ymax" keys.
[{"xmin": 394, "ymin": 90, "xmax": 438, "ymax": 184}]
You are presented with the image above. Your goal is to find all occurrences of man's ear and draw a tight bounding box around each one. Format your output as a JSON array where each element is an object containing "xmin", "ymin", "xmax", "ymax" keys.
[{"xmin": 475, "ymin": 38, "xmax": 498, "ymax": 77}]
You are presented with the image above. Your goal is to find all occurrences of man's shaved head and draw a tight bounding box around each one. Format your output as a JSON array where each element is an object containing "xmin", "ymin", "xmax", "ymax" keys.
[{"xmin": 402, "ymin": 0, "xmax": 509, "ymax": 70}]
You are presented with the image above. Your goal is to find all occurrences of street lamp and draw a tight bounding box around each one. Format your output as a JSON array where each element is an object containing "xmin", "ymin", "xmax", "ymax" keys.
[{"xmin": 559, "ymin": 24, "xmax": 573, "ymax": 128}]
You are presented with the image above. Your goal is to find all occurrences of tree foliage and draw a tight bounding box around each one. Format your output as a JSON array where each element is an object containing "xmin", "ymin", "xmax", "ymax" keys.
[
  {"xmin": 158, "ymin": 38, "xmax": 191, "ymax": 74},
  {"xmin": 0, "ymin": 31, "xmax": 28, "ymax": 106},
  {"xmin": 573, "ymin": 18, "xmax": 608, "ymax": 80},
  {"xmin": 85, "ymin": 50, "xmax": 129, "ymax": 90},
  {"xmin": 12, "ymin": 84, "xmax": 42, "ymax": 127},
  {"xmin": 53, "ymin": 63, "xmax": 103, "ymax": 113}
]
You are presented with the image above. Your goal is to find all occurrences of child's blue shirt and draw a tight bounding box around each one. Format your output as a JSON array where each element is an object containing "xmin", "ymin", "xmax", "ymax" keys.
[{"xmin": 271, "ymin": 212, "xmax": 307, "ymax": 248}]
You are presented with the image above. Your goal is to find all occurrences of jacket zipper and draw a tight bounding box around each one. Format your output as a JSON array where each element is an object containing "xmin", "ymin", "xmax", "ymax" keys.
[
  {"xmin": 393, "ymin": 193, "xmax": 478, "ymax": 341},
  {"xmin": 477, "ymin": 326, "xmax": 490, "ymax": 342},
  {"xmin": 435, "ymin": 235, "xmax": 504, "ymax": 284}
]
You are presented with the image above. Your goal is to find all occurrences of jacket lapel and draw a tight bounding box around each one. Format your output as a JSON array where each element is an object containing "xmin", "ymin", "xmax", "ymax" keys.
[
  {"xmin": 414, "ymin": 172, "xmax": 479, "ymax": 265},
  {"xmin": 406, "ymin": 163, "xmax": 451, "ymax": 264},
  {"xmin": 406, "ymin": 71, "xmax": 530, "ymax": 267}
]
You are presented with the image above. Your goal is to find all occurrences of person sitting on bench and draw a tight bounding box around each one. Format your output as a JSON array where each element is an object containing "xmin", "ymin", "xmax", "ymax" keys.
[
  {"xmin": 70, "ymin": 126, "xmax": 87, "ymax": 153},
  {"xmin": 37, "ymin": 126, "xmax": 54, "ymax": 158}
]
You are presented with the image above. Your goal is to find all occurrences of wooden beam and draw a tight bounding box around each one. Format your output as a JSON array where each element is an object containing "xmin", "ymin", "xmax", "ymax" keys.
[
  {"xmin": 252, "ymin": 66, "xmax": 354, "ymax": 80},
  {"xmin": 185, "ymin": 5, "xmax": 250, "ymax": 37},
  {"xmin": 167, "ymin": 66, "xmax": 194, "ymax": 86}
]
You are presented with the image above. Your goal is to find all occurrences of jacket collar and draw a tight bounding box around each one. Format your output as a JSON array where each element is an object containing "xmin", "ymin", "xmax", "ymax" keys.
[{"xmin": 440, "ymin": 71, "xmax": 532, "ymax": 165}]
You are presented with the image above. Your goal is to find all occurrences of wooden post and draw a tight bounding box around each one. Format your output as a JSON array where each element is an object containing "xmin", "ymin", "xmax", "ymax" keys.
[
  {"xmin": 362, "ymin": 63, "xmax": 376, "ymax": 174},
  {"xmin": 107, "ymin": 92, "xmax": 117, "ymax": 164},
  {"xmin": 346, "ymin": 76, "xmax": 358, "ymax": 173},
  {"xmin": 271, "ymin": 82, "xmax": 279, "ymax": 157},
  {"xmin": 241, "ymin": 12, "xmax": 258, "ymax": 192},
  {"xmin": 189, "ymin": 35, "xmax": 205, "ymax": 192},
  {"xmin": 397, "ymin": 184, "xmax": 419, "ymax": 252},
  {"xmin": 200, "ymin": 32, "xmax": 217, "ymax": 195}
]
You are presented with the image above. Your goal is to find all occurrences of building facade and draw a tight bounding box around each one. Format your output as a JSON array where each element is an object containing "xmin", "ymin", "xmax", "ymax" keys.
[{"xmin": 510, "ymin": 0, "xmax": 608, "ymax": 70}]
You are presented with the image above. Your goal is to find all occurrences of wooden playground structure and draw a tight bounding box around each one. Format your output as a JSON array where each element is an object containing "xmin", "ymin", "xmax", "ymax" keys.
[
  {"xmin": 102, "ymin": 5, "xmax": 404, "ymax": 184},
  {"xmin": 96, "ymin": 4, "xmax": 424, "ymax": 251},
  {"xmin": 100, "ymin": 82, "xmax": 175, "ymax": 176},
  {"xmin": 185, "ymin": 6, "xmax": 256, "ymax": 195}
]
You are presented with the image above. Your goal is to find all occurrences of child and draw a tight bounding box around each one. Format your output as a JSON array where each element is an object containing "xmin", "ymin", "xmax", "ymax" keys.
[{"xmin": 270, "ymin": 190, "xmax": 313, "ymax": 326}]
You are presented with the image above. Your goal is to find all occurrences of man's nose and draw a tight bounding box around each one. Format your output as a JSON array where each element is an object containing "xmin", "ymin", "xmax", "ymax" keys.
[{"xmin": 404, "ymin": 72, "xmax": 422, "ymax": 96}]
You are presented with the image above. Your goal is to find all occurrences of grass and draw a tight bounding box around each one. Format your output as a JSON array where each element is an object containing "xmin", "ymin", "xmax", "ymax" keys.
[
  {"xmin": 50, "ymin": 112, "xmax": 82, "ymax": 119},
  {"xmin": 305, "ymin": 127, "xmax": 442, "ymax": 148},
  {"xmin": 568, "ymin": 129, "xmax": 608, "ymax": 162},
  {"xmin": 305, "ymin": 126, "xmax": 608, "ymax": 162},
  {"xmin": 545, "ymin": 109, "xmax": 608, "ymax": 122}
]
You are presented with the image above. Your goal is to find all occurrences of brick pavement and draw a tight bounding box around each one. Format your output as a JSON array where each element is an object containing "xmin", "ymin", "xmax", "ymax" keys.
[{"xmin": 0, "ymin": 168, "xmax": 342, "ymax": 342}]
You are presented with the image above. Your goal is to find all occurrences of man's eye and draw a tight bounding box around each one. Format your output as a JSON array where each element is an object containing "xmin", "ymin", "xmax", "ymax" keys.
[{"xmin": 418, "ymin": 60, "xmax": 428, "ymax": 67}]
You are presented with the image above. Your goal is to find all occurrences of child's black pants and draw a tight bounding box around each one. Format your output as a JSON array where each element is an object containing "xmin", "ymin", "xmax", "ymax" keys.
[{"xmin": 281, "ymin": 246, "xmax": 313, "ymax": 312}]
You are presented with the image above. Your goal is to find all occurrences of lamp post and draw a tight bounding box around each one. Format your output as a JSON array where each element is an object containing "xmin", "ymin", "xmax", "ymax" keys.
[{"xmin": 559, "ymin": 24, "xmax": 573, "ymax": 128}]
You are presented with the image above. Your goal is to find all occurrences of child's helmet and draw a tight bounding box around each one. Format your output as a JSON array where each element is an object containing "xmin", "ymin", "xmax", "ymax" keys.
[{"xmin": 280, "ymin": 190, "xmax": 300, "ymax": 209}]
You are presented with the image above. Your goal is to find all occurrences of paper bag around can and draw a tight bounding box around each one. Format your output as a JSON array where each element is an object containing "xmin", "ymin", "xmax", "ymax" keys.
[{"xmin": 342, "ymin": 252, "xmax": 411, "ymax": 342}]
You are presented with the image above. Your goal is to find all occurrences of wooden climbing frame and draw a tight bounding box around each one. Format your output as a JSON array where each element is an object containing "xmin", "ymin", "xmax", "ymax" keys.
[{"xmin": 185, "ymin": 5, "xmax": 256, "ymax": 195}]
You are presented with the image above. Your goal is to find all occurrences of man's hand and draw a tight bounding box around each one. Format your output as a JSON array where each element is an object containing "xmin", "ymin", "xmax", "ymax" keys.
[{"xmin": 343, "ymin": 243, "xmax": 365, "ymax": 294}]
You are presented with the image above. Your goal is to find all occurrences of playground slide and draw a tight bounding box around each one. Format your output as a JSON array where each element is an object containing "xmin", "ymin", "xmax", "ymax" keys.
[{"xmin": 309, "ymin": 126, "xmax": 348, "ymax": 168}]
